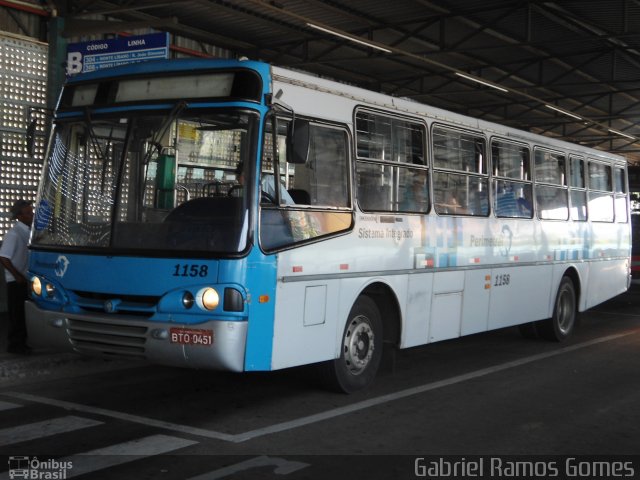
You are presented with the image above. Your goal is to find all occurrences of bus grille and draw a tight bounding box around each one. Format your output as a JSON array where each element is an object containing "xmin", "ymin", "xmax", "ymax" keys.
[
  {"xmin": 71, "ymin": 290, "xmax": 159, "ymax": 317},
  {"xmin": 67, "ymin": 318, "xmax": 148, "ymax": 358}
]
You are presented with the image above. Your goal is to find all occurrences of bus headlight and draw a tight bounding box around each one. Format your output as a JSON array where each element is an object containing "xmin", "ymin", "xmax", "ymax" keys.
[
  {"xmin": 31, "ymin": 277, "xmax": 42, "ymax": 296},
  {"xmin": 198, "ymin": 287, "xmax": 220, "ymax": 311},
  {"xmin": 45, "ymin": 283, "xmax": 56, "ymax": 298}
]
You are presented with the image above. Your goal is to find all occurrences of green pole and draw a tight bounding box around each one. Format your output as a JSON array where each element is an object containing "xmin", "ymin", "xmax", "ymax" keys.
[{"xmin": 46, "ymin": 16, "xmax": 66, "ymax": 112}]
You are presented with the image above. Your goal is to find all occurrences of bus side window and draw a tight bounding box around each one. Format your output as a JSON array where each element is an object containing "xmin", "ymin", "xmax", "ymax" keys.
[
  {"xmin": 398, "ymin": 168, "xmax": 428, "ymax": 213},
  {"xmin": 266, "ymin": 120, "xmax": 350, "ymax": 208},
  {"xmin": 433, "ymin": 170, "xmax": 487, "ymax": 216},
  {"xmin": 433, "ymin": 184, "xmax": 469, "ymax": 215},
  {"xmin": 260, "ymin": 122, "xmax": 352, "ymax": 251},
  {"xmin": 357, "ymin": 165, "xmax": 392, "ymax": 211},
  {"xmin": 294, "ymin": 124, "xmax": 350, "ymax": 208},
  {"xmin": 355, "ymin": 110, "xmax": 428, "ymax": 213},
  {"xmin": 537, "ymin": 186, "xmax": 569, "ymax": 220},
  {"xmin": 432, "ymin": 126, "xmax": 488, "ymax": 216},
  {"xmin": 496, "ymin": 188, "xmax": 518, "ymax": 217}
]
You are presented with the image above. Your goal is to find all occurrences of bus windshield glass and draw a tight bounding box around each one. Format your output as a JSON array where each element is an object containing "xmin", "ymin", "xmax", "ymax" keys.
[{"xmin": 32, "ymin": 109, "xmax": 257, "ymax": 256}]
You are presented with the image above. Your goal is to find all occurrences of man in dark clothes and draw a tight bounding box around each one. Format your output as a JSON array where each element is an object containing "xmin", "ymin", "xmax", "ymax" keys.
[{"xmin": 0, "ymin": 200, "xmax": 33, "ymax": 354}]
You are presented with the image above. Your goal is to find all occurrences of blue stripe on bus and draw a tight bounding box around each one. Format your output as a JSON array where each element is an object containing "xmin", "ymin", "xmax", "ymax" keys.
[
  {"xmin": 57, "ymin": 101, "xmax": 265, "ymax": 119},
  {"xmin": 241, "ymin": 119, "xmax": 276, "ymax": 371},
  {"xmin": 29, "ymin": 251, "xmax": 221, "ymax": 297},
  {"xmin": 242, "ymin": 249, "xmax": 278, "ymax": 371}
]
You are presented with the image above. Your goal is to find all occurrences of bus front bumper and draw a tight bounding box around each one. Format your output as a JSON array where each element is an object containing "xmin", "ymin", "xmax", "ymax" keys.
[{"xmin": 25, "ymin": 301, "xmax": 247, "ymax": 372}]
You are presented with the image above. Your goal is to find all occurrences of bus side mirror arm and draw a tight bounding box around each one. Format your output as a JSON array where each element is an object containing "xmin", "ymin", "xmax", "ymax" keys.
[
  {"xmin": 26, "ymin": 118, "xmax": 37, "ymax": 156},
  {"xmin": 25, "ymin": 107, "xmax": 52, "ymax": 157},
  {"xmin": 267, "ymin": 90, "xmax": 310, "ymax": 164},
  {"xmin": 287, "ymin": 119, "xmax": 310, "ymax": 164}
]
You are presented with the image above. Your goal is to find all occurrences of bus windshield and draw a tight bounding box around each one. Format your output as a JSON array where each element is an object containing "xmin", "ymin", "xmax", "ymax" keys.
[{"xmin": 32, "ymin": 108, "xmax": 257, "ymax": 256}]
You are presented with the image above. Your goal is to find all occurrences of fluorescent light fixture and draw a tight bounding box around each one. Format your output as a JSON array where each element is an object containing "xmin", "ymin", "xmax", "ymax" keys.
[
  {"xmin": 608, "ymin": 128, "xmax": 637, "ymax": 140},
  {"xmin": 455, "ymin": 72, "xmax": 509, "ymax": 93},
  {"xmin": 545, "ymin": 104, "xmax": 582, "ymax": 120},
  {"xmin": 306, "ymin": 23, "xmax": 392, "ymax": 54}
]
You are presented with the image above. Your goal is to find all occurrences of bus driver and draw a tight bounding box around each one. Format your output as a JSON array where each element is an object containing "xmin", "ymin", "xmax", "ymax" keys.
[{"xmin": 235, "ymin": 161, "xmax": 295, "ymax": 204}]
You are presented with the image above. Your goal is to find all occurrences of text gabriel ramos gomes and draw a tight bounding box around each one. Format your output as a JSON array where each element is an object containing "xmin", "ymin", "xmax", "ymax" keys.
[{"xmin": 414, "ymin": 457, "xmax": 635, "ymax": 478}]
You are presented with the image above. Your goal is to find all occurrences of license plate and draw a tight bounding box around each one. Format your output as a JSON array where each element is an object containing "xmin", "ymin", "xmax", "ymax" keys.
[{"xmin": 169, "ymin": 327, "xmax": 213, "ymax": 346}]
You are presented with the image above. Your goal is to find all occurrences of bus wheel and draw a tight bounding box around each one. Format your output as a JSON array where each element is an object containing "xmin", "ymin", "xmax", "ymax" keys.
[
  {"xmin": 537, "ymin": 276, "xmax": 577, "ymax": 342},
  {"xmin": 318, "ymin": 295, "xmax": 383, "ymax": 393}
]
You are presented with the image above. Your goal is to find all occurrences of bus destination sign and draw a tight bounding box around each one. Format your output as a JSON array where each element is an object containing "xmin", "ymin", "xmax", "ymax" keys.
[{"xmin": 66, "ymin": 32, "xmax": 170, "ymax": 75}]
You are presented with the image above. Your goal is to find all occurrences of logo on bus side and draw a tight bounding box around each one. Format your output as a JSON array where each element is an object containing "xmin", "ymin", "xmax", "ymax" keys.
[
  {"xmin": 468, "ymin": 226, "xmax": 513, "ymax": 257},
  {"xmin": 500, "ymin": 225, "xmax": 513, "ymax": 257},
  {"xmin": 55, "ymin": 255, "xmax": 70, "ymax": 278}
]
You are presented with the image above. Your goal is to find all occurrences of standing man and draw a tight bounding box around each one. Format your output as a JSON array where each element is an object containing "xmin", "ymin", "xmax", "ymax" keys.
[{"xmin": 0, "ymin": 200, "xmax": 33, "ymax": 354}]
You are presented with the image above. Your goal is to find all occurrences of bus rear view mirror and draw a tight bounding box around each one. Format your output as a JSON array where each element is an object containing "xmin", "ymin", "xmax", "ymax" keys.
[{"xmin": 287, "ymin": 119, "xmax": 310, "ymax": 164}]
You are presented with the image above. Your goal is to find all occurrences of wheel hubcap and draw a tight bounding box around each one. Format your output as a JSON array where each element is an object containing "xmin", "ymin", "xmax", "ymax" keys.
[
  {"xmin": 343, "ymin": 315, "xmax": 375, "ymax": 375},
  {"xmin": 557, "ymin": 286, "xmax": 574, "ymax": 334}
]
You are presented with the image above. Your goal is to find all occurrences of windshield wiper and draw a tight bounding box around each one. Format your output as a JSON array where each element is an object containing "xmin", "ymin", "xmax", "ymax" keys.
[
  {"xmin": 142, "ymin": 101, "xmax": 188, "ymax": 166},
  {"xmin": 81, "ymin": 108, "xmax": 119, "ymax": 194}
]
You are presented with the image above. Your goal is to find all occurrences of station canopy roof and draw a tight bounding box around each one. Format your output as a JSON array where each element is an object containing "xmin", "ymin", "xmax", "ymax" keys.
[{"xmin": 54, "ymin": 0, "xmax": 640, "ymax": 163}]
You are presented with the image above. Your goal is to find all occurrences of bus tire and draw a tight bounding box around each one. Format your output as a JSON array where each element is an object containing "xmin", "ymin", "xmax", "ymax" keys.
[
  {"xmin": 317, "ymin": 295, "xmax": 383, "ymax": 393},
  {"xmin": 537, "ymin": 276, "xmax": 577, "ymax": 342}
]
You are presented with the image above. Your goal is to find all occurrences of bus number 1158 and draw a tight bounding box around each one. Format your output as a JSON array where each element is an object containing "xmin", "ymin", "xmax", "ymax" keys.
[{"xmin": 172, "ymin": 264, "xmax": 209, "ymax": 277}]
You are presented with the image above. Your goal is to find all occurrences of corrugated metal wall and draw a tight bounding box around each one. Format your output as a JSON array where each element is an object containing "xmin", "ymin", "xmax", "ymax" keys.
[{"xmin": 0, "ymin": 31, "xmax": 47, "ymax": 240}]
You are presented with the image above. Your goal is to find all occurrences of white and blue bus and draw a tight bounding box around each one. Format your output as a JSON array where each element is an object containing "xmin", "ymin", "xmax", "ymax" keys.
[{"xmin": 26, "ymin": 58, "xmax": 630, "ymax": 392}]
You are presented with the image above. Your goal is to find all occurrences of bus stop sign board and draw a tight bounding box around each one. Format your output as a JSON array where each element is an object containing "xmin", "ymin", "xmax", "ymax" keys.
[{"xmin": 66, "ymin": 32, "xmax": 169, "ymax": 75}]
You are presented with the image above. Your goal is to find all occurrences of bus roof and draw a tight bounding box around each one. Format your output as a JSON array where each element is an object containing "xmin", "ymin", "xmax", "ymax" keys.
[
  {"xmin": 64, "ymin": 57, "xmax": 625, "ymax": 165},
  {"xmin": 272, "ymin": 65, "xmax": 627, "ymax": 165}
]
